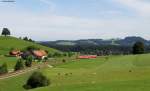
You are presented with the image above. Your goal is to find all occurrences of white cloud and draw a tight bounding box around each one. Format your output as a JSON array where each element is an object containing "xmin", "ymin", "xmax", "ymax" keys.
[
  {"xmin": 114, "ymin": 0, "xmax": 150, "ymax": 16},
  {"xmin": 1, "ymin": 10, "xmax": 150, "ymax": 40}
]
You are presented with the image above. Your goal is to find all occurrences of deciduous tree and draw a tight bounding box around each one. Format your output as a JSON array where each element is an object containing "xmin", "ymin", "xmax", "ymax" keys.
[{"xmin": 1, "ymin": 28, "xmax": 11, "ymax": 36}]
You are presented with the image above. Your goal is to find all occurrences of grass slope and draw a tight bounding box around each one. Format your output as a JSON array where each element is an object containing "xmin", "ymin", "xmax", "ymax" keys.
[
  {"xmin": 0, "ymin": 56, "xmax": 17, "ymax": 69},
  {"xmin": 1, "ymin": 54, "xmax": 150, "ymax": 91},
  {"xmin": 0, "ymin": 36, "xmax": 58, "ymax": 55}
]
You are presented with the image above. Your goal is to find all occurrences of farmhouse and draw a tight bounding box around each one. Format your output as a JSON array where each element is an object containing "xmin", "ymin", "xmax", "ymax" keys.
[
  {"xmin": 20, "ymin": 50, "xmax": 48, "ymax": 60},
  {"xmin": 78, "ymin": 55, "xmax": 97, "ymax": 59},
  {"xmin": 9, "ymin": 50, "xmax": 22, "ymax": 56},
  {"xmin": 32, "ymin": 50, "xmax": 47, "ymax": 59}
]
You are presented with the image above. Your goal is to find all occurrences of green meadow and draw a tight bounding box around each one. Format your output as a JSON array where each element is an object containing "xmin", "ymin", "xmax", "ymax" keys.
[
  {"xmin": 1, "ymin": 54, "xmax": 150, "ymax": 91},
  {"xmin": 0, "ymin": 36, "xmax": 58, "ymax": 55},
  {"xmin": 0, "ymin": 56, "xmax": 17, "ymax": 69}
]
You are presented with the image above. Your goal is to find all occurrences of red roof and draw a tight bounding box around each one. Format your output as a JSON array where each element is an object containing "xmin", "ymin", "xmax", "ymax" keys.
[
  {"xmin": 10, "ymin": 50, "xmax": 21, "ymax": 55},
  {"xmin": 33, "ymin": 50, "xmax": 47, "ymax": 57},
  {"xmin": 78, "ymin": 55, "xmax": 97, "ymax": 59}
]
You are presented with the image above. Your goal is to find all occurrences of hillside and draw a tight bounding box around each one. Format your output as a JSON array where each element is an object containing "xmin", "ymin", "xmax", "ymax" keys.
[
  {"xmin": 40, "ymin": 36, "xmax": 149, "ymax": 46},
  {"xmin": 40, "ymin": 36, "xmax": 150, "ymax": 55},
  {"xmin": 1, "ymin": 54, "xmax": 150, "ymax": 91},
  {"xmin": 0, "ymin": 36, "xmax": 58, "ymax": 55}
]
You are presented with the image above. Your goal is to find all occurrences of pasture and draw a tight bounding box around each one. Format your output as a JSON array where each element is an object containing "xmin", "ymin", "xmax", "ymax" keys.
[
  {"xmin": 0, "ymin": 56, "xmax": 17, "ymax": 69},
  {"xmin": 0, "ymin": 36, "xmax": 58, "ymax": 55},
  {"xmin": 1, "ymin": 54, "xmax": 150, "ymax": 91}
]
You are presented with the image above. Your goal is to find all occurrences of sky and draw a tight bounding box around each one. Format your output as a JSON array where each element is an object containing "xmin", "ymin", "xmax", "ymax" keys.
[{"xmin": 0, "ymin": 0, "xmax": 150, "ymax": 41}]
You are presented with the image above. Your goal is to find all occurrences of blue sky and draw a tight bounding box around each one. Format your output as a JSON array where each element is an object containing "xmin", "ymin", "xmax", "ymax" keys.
[{"xmin": 0, "ymin": 0, "xmax": 150, "ymax": 41}]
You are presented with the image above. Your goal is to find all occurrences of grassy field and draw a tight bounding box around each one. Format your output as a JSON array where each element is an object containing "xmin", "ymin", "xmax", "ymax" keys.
[
  {"xmin": 0, "ymin": 56, "xmax": 17, "ymax": 69},
  {"xmin": 1, "ymin": 54, "xmax": 150, "ymax": 91},
  {"xmin": 0, "ymin": 36, "xmax": 58, "ymax": 55}
]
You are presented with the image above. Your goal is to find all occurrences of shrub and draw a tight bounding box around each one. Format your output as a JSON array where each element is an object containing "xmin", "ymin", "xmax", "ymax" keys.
[
  {"xmin": 0, "ymin": 63, "xmax": 8, "ymax": 75},
  {"xmin": 23, "ymin": 46, "xmax": 40, "ymax": 52},
  {"xmin": 23, "ymin": 71, "xmax": 50, "ymax": 89},
  {"xmin": 63, "ymin": 53, "xmax": 67, "ymax": 57},
  {"xmin": 48, "ymin": 53, "xmax": 53, "ymax": 57},
  {"xmin": 23, "ymin": 37, "xmax": 28, "ymax": 41},
  {"xmin": 23, "ymin": 37, "xmax": 34, "ymax": 42},
  {"xmin": 43, "ymin": 57, "xmax": 48, "ymax": 62},
  {"xmin": 53, "ymin": 52, "xmax": 62, "ymax": 57},
  {"xmin": 62, "ymin": 59, "xmax": 66, "ymax": 63},
  {"xmin": 68, "ymin": 52, "xmax": 74, "ymax": 57},
  {"xmin": 14, "ymin": 59, "xmax": 24, "ymax": 71}
]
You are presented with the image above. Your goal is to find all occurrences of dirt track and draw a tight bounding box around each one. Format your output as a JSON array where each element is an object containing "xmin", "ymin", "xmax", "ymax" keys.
[{"xmin": 0, "ymin": 64, "xmax": 48, "ymax": 80}]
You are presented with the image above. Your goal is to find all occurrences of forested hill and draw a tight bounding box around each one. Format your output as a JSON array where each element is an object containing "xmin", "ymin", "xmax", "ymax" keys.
[
  {"xmin": 39, "ymin": 36, "xmax": 150, "ymax": 55},
  {"xmin": 40, "ymin": 36, "xmax": 149, "ymax": 46}
]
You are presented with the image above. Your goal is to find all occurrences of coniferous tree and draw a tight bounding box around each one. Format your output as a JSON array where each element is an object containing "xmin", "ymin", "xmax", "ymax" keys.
[
  {"xmin": 14, "ymin": 59, "xmax": 24, "ymax": 71},
  {"xmin": 132, "ymin": 41, "xmax": 145, "ymax": 54},
  {"xmin": 0, "ymin": 63, "xmax": 8, "ymax": 75},
  {"xmin": 25, "ymin": 56, "xmax": 33, "ymax": 67}
]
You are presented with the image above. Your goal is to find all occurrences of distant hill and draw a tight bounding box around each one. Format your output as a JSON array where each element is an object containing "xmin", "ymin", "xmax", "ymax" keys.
[
  {"xmin": 39, "ymin": 36, "xmax": 150, "ymax": 55},
  {"xmin": 0, "ymin": 36, "xmax": 58, "ymax": 55},
  {"xmin": 40, "ymin": 36, "xmax": 150, "ymax": 46}
]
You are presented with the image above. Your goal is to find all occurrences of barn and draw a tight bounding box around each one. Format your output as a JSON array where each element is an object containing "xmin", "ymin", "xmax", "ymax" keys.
[{"xmin": 78, "ymin": 55, "xmax": 97, "ymax": 59}]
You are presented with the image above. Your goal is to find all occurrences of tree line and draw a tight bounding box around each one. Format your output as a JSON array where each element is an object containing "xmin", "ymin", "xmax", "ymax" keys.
[{"xmin": 42, "ymin": 41, "xmax": 146, "ymax": 55}]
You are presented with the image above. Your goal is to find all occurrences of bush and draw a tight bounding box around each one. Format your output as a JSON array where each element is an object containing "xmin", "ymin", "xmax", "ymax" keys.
[
  {"xmin": 22, "ymin": 46, "xmax": 40, "ymax": 52},
  {"xmin": 0, "ymin": 63, "xmax": 8, "ymax": 75},
  {"xmin": 62, "ymin": 59, "xmax": 66, "ymax": 63},
  {"xmin": 23, "ymin": 71, "xmax": 50, "ymax": 89},
  {"xmin": 48, "ymin": 53, "xmax": 53, "ymax": 57},
  {"xmin": 63, "ymin": 53, "xmax": 67, "ymax": 57},
  {"xmin": 53, "ymin": 52, "xmax": 62, "ymax": 57},
  {"xmin": 68, "ymin": 52, "xmax": 74, "ymax": 57},
  {"xmin": 43, "ymin": 57, "xmax": 48, "ymax": 62},
  {"xmin": 14, "ymin": 59, "xmax": 24, "ymax": 71}
]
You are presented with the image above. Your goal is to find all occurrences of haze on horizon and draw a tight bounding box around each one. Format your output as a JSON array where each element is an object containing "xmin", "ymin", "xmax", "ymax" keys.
[{"xmin": 0, "ymin": 0, "xmax": 150, "ymax": 41}]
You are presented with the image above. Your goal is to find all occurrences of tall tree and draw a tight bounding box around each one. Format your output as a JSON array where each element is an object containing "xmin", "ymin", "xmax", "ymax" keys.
[
  {"xmin": 1, "ymin": 28, "xmax": 11, "ymax": 36},
  {"xmin": 132, "ymin": 41, "xmax": 145, "ymax": 54},
  {"xmin": 25, "ymin": 56, "xmax": 33, "ymax": 67}
]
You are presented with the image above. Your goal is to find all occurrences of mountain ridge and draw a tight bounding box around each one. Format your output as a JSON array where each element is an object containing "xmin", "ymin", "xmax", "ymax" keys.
[{"xmin": 40, "ymin": 36, "xmax": 150, "ymax": 46}]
